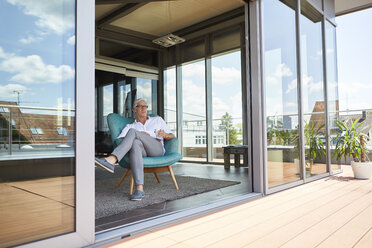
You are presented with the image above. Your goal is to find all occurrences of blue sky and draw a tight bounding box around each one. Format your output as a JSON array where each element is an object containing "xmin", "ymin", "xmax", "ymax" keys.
[
  {"xmin": 336, "ymin": 8, "xmax": 372, "ymax": 111},
  {"xmin": 0, "ymin": 0, "xmax": 75, "ymax": 111}
]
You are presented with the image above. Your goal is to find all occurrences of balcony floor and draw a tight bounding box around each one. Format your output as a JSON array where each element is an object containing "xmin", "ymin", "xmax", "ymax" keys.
[{"xmin": 101, "ymin": 165, "xmax": 372, "ymax": 248}]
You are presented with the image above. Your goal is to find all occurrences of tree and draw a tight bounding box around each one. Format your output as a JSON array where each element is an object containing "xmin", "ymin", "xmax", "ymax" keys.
[{"xmin": 220, "ymin": 112, "xmax": 238, "ymax": 145}]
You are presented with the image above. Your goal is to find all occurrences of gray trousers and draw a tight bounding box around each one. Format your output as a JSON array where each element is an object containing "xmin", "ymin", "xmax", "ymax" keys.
[{"xmin": 111, "ymin": 128, "xmax": 163, "ymax": 185}]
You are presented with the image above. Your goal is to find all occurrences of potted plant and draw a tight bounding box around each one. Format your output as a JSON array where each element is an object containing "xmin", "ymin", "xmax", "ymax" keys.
[
  {"xmin": 304, "ymin": 121, "xmax": 326, "ymax": 173},
  {"xmin": 332, "ymin": 118, "xmax": 371, "ymax": 179}
]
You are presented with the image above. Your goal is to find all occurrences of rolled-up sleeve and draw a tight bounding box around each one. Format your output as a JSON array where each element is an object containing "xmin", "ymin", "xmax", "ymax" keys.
[{"xmin": 159, "ymin": 117, "xmax": 172, "ymax": 134}]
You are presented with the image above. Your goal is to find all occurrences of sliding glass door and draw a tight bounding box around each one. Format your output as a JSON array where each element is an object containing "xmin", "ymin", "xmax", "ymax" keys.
[{"xmin": 0, "ymin": 0, "xmax": 95, "ymax": 246}]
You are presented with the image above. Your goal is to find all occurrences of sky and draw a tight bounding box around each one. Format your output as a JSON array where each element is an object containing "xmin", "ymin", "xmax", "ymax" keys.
[
  {"xmin": 336, "ymin": 8, "xmax": 372, "ymax": 112},
  {"xmin": 0, "ymin": 0, "xmax": 75, "ymax": 112}
]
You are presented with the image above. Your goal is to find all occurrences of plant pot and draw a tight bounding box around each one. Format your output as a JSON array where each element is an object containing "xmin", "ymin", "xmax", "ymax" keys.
[{"xmin": 351, "ymin": 161, "xmax": 372, "ymax": 179}]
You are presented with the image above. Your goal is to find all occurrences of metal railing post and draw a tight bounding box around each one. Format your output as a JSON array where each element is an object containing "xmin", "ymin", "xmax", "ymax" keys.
[{"xmin": 9, "ymin": 111, "xmax": 12, "ymax": 155}]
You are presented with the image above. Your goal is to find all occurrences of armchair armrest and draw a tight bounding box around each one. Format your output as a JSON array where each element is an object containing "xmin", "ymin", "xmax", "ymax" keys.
[{"xmin": 164, "ymin": 137, "xmax": 179, "ymax": 155}]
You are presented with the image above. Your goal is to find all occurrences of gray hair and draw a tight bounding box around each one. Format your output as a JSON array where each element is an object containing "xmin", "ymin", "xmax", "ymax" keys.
[{"xmin": 134, "ymin": 98, "xmax": 147, "ymax": 108}]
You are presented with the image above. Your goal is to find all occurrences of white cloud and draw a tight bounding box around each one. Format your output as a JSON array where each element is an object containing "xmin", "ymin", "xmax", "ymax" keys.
[
  {"xmin": 286, "ymin": 79, "xmax": 297, "ymax": 94},
  {"xmin": 266, "ymin": 76, "xmax": 278, "ymax": 85},
  {"xmin": 212, "ymin": 96, "xmax": 230, "ymax": 119},
  {"xmin": 0, "ymin": 84, "xmax": 28, "ymax": 98},
  {"xmin": 182, "ymin": 79, "xmax": 205, "ymax": 116},
  {"xmin": 7, "ymin": 0, "xmax": 75, "ymax": 35},
  {"xmin": 212, "ymin": 66, "xmax": 241, "ymax": 85},
  {"xmin": 275, "ymin": 63, "xmax": 293, "ymax": 77},
  {"xmin": 182, "ymin": 63, "xmax": 204, "ymax": 78},
  {"xmin": 309, "ymin": 81, "xmax": 323, "ymax": 93},
  {"xmin": 0, "ymin": 51, "xmax": 74, "ymax": 84},
  {"xmin": 0, "ymin": 47, "xmax": 12, "ymax": 59},
  {"xmin": 284, "ymin": 102, "xmax": 297, "ymax": 108},
  {"xmin": 19, "ymin": 35, "xmax": 42, "ymax": 44},
  {"xmin": 67, "ymin": 35, "xmax": 75, "ymax": 45}
]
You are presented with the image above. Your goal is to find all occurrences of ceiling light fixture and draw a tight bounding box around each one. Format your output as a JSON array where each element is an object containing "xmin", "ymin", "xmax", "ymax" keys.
[
  {"xmin": 152, "ymin": 33, "xmax": 185, "ymax": 47},
  {"xmin": 152, "ymin": 0, "xmax": 185, "ymax": 47}
]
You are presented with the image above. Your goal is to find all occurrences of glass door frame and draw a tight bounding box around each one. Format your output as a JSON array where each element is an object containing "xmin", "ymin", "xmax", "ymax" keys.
[
  {"xmin": 20, "ymin": 0, "xmax": 96, "ymax": 247},
  {"xmin": 257, "ymin": 0, "xmax": 337, "ymax": 195}
]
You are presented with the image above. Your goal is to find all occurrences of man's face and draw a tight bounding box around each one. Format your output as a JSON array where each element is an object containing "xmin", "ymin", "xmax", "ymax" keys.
[{"xmin": 134, "ymin": 100, "xmax": 148, "ymax": 118}]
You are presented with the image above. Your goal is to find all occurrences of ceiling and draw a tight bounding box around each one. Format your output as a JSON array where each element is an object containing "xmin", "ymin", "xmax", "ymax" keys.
[
  {"xmin": 95, "ymin": 0, "xmax": 244, "ymax": 65},
  {"xmin": 335, "ymin": 0, "xmax": 372, "ymax": 15},
  {"xmin": 96, "ymin": 0, "xmax": 243, "ymax": 37}
]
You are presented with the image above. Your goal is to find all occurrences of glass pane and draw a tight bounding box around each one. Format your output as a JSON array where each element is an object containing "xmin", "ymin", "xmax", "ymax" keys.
[
  {"xmin": 136, "ymin": 78, "xmax": 157, "ymax": 114},
  {"xmin": 336, "ymin": 9, "xmax": 372, "ymax": 167},
  {"xmin": 211, "ymin": 51, "xmax": 243, "ymax": 163},
  {"xmin": 118, "ymin": 80, "xmax": 131, "ymax": 117},
  {"xmin": 164, "ymin": 67, "xmax": 177, "ymax": 137},
  {"xmin": 103, "ymin": 84, "xmax": 113, "ymax": 131},
  {"xmin": 301, "ymin": 1, "xmax": 327, "ymax": 177},
  {"xmin": 0, "ymin": 0, "xmax": 75, "ymax": 246},
  {"xmin": 136, "ymin": 78, "xmax": 152, "ymax": 112},
  {"xmin": 182, "ymin": 60, "xmax": 206, "ymax": 161},
  {"xmin": 325, "ymin": 21, "xmax": 340, "ymax": 171},
  {"xmin": 263, "ymin": 0, "xmax": 301, "ymax": 188}
]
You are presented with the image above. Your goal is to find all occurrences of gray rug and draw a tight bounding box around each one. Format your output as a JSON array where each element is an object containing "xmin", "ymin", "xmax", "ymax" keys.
[{"xmin": 95, "ymin": 171, "xmax": 240, "ymax": 219}]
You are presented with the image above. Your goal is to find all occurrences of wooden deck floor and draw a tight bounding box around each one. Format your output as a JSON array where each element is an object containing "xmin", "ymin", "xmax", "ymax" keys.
[{"xmin": 102, "ymin": 165, "xmax": 372, "ymax": 248}]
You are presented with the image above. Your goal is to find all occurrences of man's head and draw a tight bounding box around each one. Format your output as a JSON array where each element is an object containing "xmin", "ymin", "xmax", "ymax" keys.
[{"xmin": 133, "ymin": 98, "xmax": 148, "ymax": 119}]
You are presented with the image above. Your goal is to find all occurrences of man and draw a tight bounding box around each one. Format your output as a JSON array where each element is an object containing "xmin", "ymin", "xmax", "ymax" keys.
[{"xmin": 95, "ymin": 98, "xmax": 174, "ymax": 201}]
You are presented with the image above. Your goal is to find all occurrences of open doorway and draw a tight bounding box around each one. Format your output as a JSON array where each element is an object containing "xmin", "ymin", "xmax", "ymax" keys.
[{"xmin": 94, "ymin": 0, "xmax": 252, "ymax": 232}]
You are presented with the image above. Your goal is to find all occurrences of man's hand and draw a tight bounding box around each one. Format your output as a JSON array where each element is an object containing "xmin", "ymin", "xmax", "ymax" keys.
[
  {"xmin": 157, "ymin": 129, "xmax": 174, "ymax": 140},
  {"xmin": 157, "ymin": 129, "xmax": 167, "ymax": 138}
]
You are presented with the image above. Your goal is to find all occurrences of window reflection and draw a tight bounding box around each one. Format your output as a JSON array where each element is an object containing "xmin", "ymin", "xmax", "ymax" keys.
[
  {"xmin": 301, "ymin": 1, "xmax": 327, "ymax": 177},
  {"xmin": 0, "ymin": 0, "xmax": 75, "ymax": 246},
  {"xmin": 263, "ymin": 0, "xmax": 301, "ymax": 188},
  {"xmin": 326, "ymin": 21, "xmax": 341, "ymax": 171}
]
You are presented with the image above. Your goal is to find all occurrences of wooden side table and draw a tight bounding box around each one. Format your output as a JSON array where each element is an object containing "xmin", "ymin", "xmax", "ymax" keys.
[{"xmin": 223, "ymin": 145, "xmax": 249, "ymax": 169}]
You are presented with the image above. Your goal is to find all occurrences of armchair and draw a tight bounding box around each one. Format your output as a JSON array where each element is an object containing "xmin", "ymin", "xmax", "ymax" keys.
[{"xmin": 107, "ymin": 113, "xmax": 182, "ymax": 195}]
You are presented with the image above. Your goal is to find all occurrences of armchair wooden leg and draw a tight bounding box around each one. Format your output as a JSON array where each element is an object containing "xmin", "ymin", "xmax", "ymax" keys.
[
  {"xmin": 129, "ymin": 175, "xmax": 134, "ymax": 195},
  {"xmin": 154, "ymin": 172, "xmax": 161, "ymax": 183},
  {"xmin": 116, "ymin": 169, "xmax": 130, "ymax": 188},
  {"xmin": 168, "ymin": 165, "xmax": 179, "ymax": 190}
]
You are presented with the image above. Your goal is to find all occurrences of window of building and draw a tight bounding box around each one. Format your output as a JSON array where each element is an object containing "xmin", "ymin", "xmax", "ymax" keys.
[
  {"xmin": 57, "ymin": 127, "xmax": 68, "ymax": 136},
  {"xmin": 30, "ymin": 127, "xmax": 44, "ymax": 135}
]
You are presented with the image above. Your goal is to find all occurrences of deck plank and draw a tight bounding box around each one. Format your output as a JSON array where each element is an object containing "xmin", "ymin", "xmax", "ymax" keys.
[
  {"xmin": 316, "ymin": 205, "xmax": 372, "ymax": 248},
  {"xmin": 354, "ymin": 227, "xmax": 372, "ymax": 248}
]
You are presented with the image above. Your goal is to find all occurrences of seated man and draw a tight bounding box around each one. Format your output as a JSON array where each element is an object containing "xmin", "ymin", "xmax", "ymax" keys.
[{"xmin": 95, "ymin": 98, "xmax": 174, "ymax": 201}]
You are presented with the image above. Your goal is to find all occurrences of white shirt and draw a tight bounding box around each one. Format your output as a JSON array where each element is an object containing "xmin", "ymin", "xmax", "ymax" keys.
[{"xmin": 117, "ymin": 116, "xmax": 172, "ymax": 153}]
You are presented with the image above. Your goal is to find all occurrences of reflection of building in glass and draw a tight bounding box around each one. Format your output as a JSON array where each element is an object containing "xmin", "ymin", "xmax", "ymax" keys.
[{"xmin": 0, "ymin": 101, "xmax": 75, "ymax": 149}]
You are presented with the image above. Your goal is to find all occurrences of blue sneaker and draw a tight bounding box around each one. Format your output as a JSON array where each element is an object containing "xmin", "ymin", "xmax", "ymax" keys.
[
  {"xmin": 130, "ymin": 190, "xmax": 145, "ymax": 201},
  {"xmin": 95, "ymin": 157, "xmax": 115, "ymax": 173}
]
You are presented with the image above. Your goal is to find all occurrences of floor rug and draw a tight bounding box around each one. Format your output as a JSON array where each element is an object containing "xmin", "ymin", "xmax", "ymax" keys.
[{"xmin": 95, "ymin": 171, "xmax": 240, "ymax": 219}]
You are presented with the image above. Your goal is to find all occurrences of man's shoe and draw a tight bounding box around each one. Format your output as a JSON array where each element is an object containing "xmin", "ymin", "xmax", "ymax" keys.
[
  {"xmin": 95, "ymin": 157, "xmax": 115, "ymax": 173},
  {"xmin": 130, "ymin": 190, "xmax": 145, "ymax": 201}
]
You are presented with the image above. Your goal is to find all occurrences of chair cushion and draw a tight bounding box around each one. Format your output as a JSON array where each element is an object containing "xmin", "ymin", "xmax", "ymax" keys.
[{"xmin": 118, "ymin": 152, "xmax": 182, "ymax": 169}]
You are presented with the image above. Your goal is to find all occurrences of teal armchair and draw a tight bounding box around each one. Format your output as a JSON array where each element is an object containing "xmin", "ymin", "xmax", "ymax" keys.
[{"xmin": 107, "ymin": 113, "xmax": 182, "ymax": 194}]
